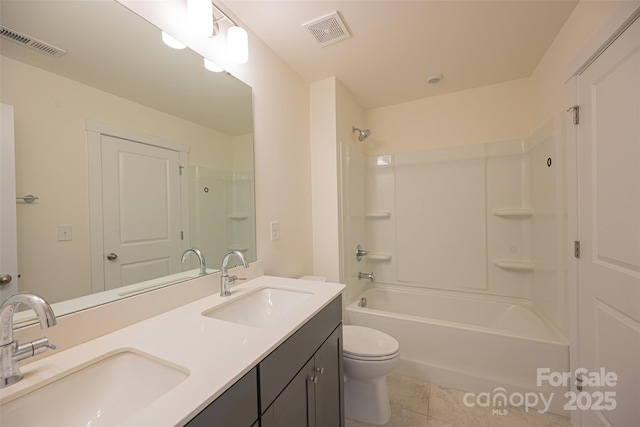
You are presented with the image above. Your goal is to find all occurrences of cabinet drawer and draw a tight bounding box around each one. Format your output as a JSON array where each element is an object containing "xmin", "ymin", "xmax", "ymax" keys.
[
  {"xmin": 259, "ymin": 295, "xmax": 342, "ymax": 412},
  {"xmin": 186, "ymin": 367, "xmax": 258, "ymax": 427}
]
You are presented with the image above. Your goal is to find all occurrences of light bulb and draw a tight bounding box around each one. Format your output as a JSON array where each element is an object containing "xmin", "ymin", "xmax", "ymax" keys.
[
  {"xmin": 187, "ymin": 0, "xmax": 214, "ymax": 38},
  {"xmin": 161, "ymin": 32, "xmax": 186, "ymax": 49},
  {"xmin": 227, "ymin": 26, "xmax": 248, "ymax": 64},
  {"xmin": 204, "ymin": 58, "xmax": 223, "ymax": 72}
]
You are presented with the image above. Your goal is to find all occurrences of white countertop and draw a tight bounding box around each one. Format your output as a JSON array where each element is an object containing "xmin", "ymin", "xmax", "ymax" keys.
[{"xmin": 0, "ymin": 276, "xmax": 345, "ymax": 426}]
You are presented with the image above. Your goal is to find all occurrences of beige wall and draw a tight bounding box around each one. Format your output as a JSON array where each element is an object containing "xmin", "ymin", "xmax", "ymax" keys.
[
  {"xmin": 308, "ymin": 77, "xmax": 366, "ymax": 286},
  {"xmin": 530, "ymin": 0, "xmax": 623, "ymax": 131},
  {"xmin": 363, "ymin": 78, "xmax": 532, "ymax": 155},
  {"xmin": 232, "ymin": 30, "xmax": 314, "ymax": 279},
  {"xmin": 0, "ymin": 55, "xmax": 239, "ymax": 304},
  {"xmin": 310, "ymin": 78, "xmax": 340, "ymax": 283}
]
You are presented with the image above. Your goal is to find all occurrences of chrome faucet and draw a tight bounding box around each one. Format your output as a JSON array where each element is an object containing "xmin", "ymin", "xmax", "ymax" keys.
[
  {"xmin": 182, "ymin": 248, "xmax": 207, "ymax": 276},
  {"xmin": 1, "ymin": 293, "xmax": 58, "ymax": 388},
  {"xmin": 358, "ymin": 271, "xmax": 375, "ymax": 282},
  {"xmin": 220, "ymin": 250, "xmax": 249, "ymax": 297}
]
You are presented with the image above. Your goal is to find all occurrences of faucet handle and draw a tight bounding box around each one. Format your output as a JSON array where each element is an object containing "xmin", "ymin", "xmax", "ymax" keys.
[
  {"xmin": 228, "ymin": 275, "xmax": 246, "ymax": 286},
  {"xmin": 14, "ymin": 337, "xmax": 58, "ymax": 362}
]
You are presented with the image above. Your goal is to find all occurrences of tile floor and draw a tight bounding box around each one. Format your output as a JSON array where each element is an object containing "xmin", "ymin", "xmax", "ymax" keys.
[{"xmin": 345, "ymin": 373, "xmax": 574, "ymax": 427}]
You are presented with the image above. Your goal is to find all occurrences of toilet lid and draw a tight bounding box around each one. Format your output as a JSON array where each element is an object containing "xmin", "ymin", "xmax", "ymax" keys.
[{"xmin": 343, "ymin": 325, "xmax": 399, "ymax": 358}]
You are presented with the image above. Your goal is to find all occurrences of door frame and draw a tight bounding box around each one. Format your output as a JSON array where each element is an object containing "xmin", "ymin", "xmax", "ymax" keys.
[
  {"xmin": 565, "ymin": 4, "xmax": 640, "ymax": 426},
  {"xmin": 86, "ymin": 120, "xmax": 190, "ymax": 294}
]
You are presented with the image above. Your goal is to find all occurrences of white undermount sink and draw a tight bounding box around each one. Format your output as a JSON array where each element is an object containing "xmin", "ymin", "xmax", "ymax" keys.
[
  {"xmin": 0, "ymin": 349, "xmax": 189, "ymax": 426},
  {"xmin": 203, "ymin": 287, "xmax": 313, "ymax": 327}
]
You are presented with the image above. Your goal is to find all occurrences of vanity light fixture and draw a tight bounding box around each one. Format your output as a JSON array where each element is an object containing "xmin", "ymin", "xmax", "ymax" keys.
[
  {"xmin": 187, "ymin": 0, "xmax": 214, "ymax": 38},
  {"xmin": 182, "ymin": 0, "xmax": 250, "ymax": 66},
  {"xmin": 210, "ymin": 1, "xmax": 249, "ymax": 64},
  {"xmin": 227, "ymin": 25, "xmax": 248, "ymax": 64},
  {"xmin": 161, "ymin": 31, "xmax": 186, "ymax": 49},
  {"xmin": 204, "ymin": 58, "xmax": 223, "ymax": 72}
]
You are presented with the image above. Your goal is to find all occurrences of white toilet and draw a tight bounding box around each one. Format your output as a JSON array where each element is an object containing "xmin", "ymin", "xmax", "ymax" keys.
[
  {"xmin": 298, "ymin": 276, "xmax": 400, "ymax": 425},
  {"xmin": 343, "ymin": 325, "xmax": 400, "ymax": 425}
]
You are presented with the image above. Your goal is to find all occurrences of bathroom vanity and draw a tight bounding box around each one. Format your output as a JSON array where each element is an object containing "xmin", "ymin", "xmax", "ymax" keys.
[
  {"xmin": 0, "ymin": 275, "xmax": 345, "ymax": 426},
  {"xmin": 188, "ymin": 296, "xmax": 343, "ymax": 426}
]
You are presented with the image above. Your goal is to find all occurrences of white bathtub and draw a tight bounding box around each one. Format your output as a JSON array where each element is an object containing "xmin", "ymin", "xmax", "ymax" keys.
[{"xmin": 345, "ymin": 284, "xmax": 569, "ymax": 414}]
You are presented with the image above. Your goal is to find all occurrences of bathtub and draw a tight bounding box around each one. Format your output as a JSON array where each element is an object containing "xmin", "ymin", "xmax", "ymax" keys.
[{"xmin": 345, "ymin": 284, "xmax": 570, "ymax": 414}]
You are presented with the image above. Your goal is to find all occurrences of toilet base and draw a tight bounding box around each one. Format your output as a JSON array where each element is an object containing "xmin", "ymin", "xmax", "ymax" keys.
[{"xmin": 344, "ymin": 375, "xmax": 391, "ymax": 425}]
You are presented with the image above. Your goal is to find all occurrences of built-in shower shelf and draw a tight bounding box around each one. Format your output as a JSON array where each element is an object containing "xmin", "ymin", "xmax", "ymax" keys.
[
  {"xmin": 493, "ymin": 259, "xmax": 535, "ymax": 271},
  {"xmin": 367, "ymin": 253, "xmax": 392, "ymax": 261},
  {"xmin": 228, "ymin": 213, "xmax": 249, "ymax": 220},
  {"xmin": 365, "ymin": 211, "xmax": 391, "ymax": 219},
  {"xmin": 492, "ymin": 208, "xmax": 533, "ymax": 218},
  {"xmin": 228, "ymin": 245, "xmax": 249, "ymax": 253}
]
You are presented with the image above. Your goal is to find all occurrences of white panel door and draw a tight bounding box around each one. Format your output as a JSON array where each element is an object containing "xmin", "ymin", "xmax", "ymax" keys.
[
  {"xmin": 101, "ymin": 135, "xmax": 183, "ymax": 290},
  {"xmin": 0, "ymin": 104, "xmax": 18, "ymax": 302},
  {"xmin": 577, "ymin": 16, "xmax": 640, "ymax": 427}
]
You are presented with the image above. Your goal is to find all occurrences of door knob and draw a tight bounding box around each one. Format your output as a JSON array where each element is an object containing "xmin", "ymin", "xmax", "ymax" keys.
[
  {"xmin": 107, "ymin": 253, "xmax": 118, "ymax": 261},
  {"xmin": 0, "ymin": 274, "xmax": 12, "ymax": 285}
]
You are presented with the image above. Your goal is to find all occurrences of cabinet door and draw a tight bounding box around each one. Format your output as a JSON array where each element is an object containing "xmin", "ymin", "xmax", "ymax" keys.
[
  {"xmin": 259, "ymin": 297, "xmax": 342, "ymax": 411},
  {"xmin": 261, "ymin": 358, "xmax": 315, "ymax": 427},
  {"xmin": 186, "ymin": 368, "xmax": 258, "ymax": 427},
  {"xmin": 313, "ymin": 326, "xmax": 344, "ymax": 427}
]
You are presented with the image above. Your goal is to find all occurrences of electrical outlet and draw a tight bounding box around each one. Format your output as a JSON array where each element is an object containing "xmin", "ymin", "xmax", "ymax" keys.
[{"xmin": 270, "ymin": 221, "xmax": 280, "ymax": 241}]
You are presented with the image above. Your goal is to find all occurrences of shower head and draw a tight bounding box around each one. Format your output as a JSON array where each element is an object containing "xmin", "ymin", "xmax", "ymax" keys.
[{"xmin": 352, "ymin": 126, "xmax": 371, "ymax": 142}]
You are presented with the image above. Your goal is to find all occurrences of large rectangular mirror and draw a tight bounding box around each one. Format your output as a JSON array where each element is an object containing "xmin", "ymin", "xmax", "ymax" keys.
[{"xmin": 0, "ymin": 0, "xmax": 256, "ymax": 322}]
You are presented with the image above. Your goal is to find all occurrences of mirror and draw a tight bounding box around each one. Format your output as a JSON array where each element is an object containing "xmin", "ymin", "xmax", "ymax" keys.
[{"xmin": 0, "ymin": 0, "xmax": 256, "ymax": 323}]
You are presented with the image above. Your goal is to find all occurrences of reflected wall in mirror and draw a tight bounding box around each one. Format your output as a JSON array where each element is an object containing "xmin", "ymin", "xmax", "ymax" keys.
[{"xmin": 0, "ymin": 0, "xmax": 256, "ymax": 316}]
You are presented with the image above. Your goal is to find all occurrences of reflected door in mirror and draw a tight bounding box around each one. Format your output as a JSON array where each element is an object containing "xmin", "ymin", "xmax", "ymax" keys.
[{"xmin": 100, "ymin": 135, "xmax": 184, "ymax": 291}]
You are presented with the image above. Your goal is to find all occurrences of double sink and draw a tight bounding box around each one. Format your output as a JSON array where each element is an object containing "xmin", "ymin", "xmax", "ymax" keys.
[{"xmin": 1, "ymin": 285, "xmax": 315, "ymax": 425}]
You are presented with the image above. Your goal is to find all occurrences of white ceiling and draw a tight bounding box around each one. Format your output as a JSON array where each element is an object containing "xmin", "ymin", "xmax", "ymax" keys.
[{"xmin": 222, "ymin": 0, "xmax": 579, "ymax": 110}]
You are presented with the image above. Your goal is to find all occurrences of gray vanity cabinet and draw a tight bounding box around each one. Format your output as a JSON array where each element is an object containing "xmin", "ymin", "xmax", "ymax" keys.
[
  {"xmin": 260, "ymin": 296, "xmax": 344, "ymax": 427},
  {"xmin": 312, "ymin": 326, "xmax": 343, "ymax": 427},
  {"xmin": 185, "ymin": 295, "xmax": 343, "ymax": 427},
  {"xmin": 186, "ymin": 367, "xmax": 259, "ymax": 427}
]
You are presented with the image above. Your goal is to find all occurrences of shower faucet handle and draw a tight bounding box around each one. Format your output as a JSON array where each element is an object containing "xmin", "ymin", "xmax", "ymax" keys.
[{"xmin": 355, "ymin": 245, "xmax": 369, "ymax": 262}]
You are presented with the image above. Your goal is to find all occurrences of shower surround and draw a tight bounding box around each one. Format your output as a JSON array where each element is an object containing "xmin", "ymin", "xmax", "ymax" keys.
[{"xmin": 340, "ymin": 116, "xmax": 569, "ymax": 413}]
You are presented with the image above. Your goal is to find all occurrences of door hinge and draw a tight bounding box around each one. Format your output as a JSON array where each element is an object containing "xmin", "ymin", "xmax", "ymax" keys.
[
  {"xmin": 179, "ymin": 166, "xmax": 184, "ymax": 176},
  {"xmin": 574, "ymin": 241, "xmax": 581, "ymax": 259},
  {"xmin": 567, "ymin": 105, "xmax": 580, "ymax": 125},
  {"xmin": 181, "ymin": 231, "xmax": 184, "ymax": 240},
  {"xmin": 576, "ymin": 371, "xmax": 584, "ymax": 392}
]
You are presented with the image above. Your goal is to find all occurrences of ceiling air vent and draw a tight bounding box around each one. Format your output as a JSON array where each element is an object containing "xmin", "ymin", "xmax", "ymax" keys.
[
  {"xmin": 0, "ymin": 25, "xmax": 66, "ymax": 57},
  {"xmin": 302, "ymin": 11, "xmax": 351, "ymax": 47}
]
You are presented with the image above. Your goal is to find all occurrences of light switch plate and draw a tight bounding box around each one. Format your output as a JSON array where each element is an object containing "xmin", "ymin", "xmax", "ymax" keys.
[{"xmin": 270, "ymin": 221, "xmax": 280, "ymax": 241}]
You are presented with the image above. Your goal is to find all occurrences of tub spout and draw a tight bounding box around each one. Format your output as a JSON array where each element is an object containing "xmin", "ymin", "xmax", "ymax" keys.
[{"xmin": 358, "ymin": 272, "xmax": 375, "ymax": 282}]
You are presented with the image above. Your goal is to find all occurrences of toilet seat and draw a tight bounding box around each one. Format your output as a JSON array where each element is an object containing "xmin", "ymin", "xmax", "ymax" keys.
[
  {"xmin": 344, "ymin": 351, "xmax": 399, "ymax": 361},
  {"xmin": 343, "ymin": 325, "xmax": 399, "ymax": 361}
]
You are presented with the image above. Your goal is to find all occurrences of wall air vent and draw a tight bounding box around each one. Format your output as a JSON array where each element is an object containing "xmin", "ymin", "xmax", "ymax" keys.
[
  {"xmin": 0, "ymin": 25, "xmax": 66, "ymax": 57},
  {"xmin": 302, "ymin": 11, "xmax": 351, "ymax": 47}
]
